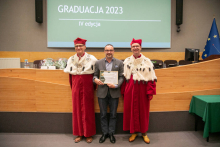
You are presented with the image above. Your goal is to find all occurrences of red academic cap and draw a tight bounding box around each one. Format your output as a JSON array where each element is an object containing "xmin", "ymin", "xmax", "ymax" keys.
[
  {"xmin": 74, "ymin": 37, "xmax": 87, "ymax": 45},
  {"xmin": 130, "ymin": 38, "xmax": 142, "ymax": 46}
]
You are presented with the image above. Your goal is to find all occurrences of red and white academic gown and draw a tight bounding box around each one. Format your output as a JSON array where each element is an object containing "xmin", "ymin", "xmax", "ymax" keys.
[
  {"xmin": 64, "ymin": 52, "xmax": 97, "ymax": 137},
  {"xmin": 121, "ymin": 54, "xmax": 157, "ymax": 134}
]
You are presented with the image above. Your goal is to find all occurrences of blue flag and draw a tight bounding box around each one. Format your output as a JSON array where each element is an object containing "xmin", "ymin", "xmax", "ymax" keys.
[{"xmin": 202, "ymin": 18, "xmax": 220, "ymax": 59}]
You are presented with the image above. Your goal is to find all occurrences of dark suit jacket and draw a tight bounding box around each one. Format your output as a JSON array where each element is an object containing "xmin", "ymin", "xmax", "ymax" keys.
[{"xmin": 93, "ymin": 58, "xmax": 124, "ymax": 98}]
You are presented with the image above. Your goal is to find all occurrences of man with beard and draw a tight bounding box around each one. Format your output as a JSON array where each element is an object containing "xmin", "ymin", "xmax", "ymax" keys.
[
  {"xmin": 93, "ymin": 44, "xmax": 124, "ymax": 143},
  {"xmin": 64, "ymin": 37, "xmax": 97, "ymax": 143},
  {"xmin": 121, "ymin": 38, "xmax": 157, "ymax": 144}
]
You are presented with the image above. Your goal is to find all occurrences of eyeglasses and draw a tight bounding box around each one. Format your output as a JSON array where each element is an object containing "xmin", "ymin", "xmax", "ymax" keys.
[
  {"xmin": 132, "ymin": 45, "xmax": 140, "ymax": 48},
  {"xmin": 105, "ymin": 50, "xmax": 114, "ymax": 52},
  {"xmin": 75, "ymin": 45, "xmax": 84, "ymax": 48}
]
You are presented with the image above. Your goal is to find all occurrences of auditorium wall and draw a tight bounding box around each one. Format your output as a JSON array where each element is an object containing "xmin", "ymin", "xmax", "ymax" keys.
[{"xmin": 0, "ymin": 0, "xmax": 220, "ymax": 55}]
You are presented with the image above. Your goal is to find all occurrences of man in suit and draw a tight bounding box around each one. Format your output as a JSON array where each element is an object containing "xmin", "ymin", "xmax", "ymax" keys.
[{"xmin": 93, "ymin": 44, "xmax": 124, "ymax": 143}]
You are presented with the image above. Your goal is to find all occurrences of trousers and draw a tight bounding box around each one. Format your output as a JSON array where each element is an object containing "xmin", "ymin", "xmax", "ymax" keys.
[{"xmin": 98, "ymin": 89, "xmax": 119, "ymax": 134}]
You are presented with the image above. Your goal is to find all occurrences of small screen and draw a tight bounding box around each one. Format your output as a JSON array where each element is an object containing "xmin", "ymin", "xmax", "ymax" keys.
[{"xmin": 185, "ymin": 48, "xmax": 200, "ymax": 61}]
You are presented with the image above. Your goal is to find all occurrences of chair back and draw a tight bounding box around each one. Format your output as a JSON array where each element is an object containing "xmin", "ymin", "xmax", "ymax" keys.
[
  {"xmin": 33, "ymin": 60, "xmax": 42, "ymax": 68},
  {"xmin": 179, "ymin": 60, "xmax": 192, "ymax": 65},
  {"xmin": 164, "ymin": 60, "xmax": 177, "ymax": 68},
  {"xmin": 151, "ymin": 60, "xmax": 163, "ymax": 69}
]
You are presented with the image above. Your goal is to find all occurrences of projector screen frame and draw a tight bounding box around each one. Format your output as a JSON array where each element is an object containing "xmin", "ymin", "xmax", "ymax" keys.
[{"xmin": 46, "ymin": 0, "xmax": 171, "ymax": 49}]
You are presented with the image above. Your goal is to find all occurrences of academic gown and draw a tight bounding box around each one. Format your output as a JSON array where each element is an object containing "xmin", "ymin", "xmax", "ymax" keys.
[
  {"xmin": 121, "ymin": 75, "xmax": 156, "ymax": 133},
  {"xmin": 69, "ymin": 74, "xmax": 96, "ymax": 137}
]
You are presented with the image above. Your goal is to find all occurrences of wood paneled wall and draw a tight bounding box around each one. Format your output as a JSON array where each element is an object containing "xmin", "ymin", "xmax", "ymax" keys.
[
  {"xmin": 0, "ymin": 51, "xmax": 203, "ymax": 62},
  {"xmin": 0, "ymin": 59, "xmax": 220, "ymax": 112}
]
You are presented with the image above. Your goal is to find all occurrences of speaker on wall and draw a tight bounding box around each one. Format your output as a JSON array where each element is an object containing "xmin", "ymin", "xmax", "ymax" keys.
[
  {"xmin": 176, "ymin": 0, "xmax": 183, "ymax": 25},
  {"xmin": 35, "ymin": 0, "xmax": 43, "ymax": 23}
]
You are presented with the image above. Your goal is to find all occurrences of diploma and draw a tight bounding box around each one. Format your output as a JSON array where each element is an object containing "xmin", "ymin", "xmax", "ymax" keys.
[{"xmin": 100, "ymin": 70, "xmax": 118, "ymax": 84}]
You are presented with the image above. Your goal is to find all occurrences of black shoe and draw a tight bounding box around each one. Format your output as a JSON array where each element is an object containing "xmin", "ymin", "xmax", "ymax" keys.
[
  {"xmin": 99, "ymin": 134, "xmax": 109, "ymax": 143},
  {"xmin": 109, "ymin": 133, "xmax": 116, "ymax": 143}
]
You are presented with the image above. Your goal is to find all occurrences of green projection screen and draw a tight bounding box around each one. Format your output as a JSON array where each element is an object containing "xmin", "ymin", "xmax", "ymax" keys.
[{"xmin": 47, "ymin": 0, "xmax": 171, "ymax": 48}]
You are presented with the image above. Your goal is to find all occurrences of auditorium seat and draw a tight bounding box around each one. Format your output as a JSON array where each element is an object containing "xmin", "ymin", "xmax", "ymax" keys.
[
  {"xmin": 164, "ymin": 60, "xmax": 177, "ymax": 68},
  {"xmin": 33, "ymin": 60, "xmax": 43, "ymax": 68},
  {"xmin": 179, "ymin": 60, "xmax": 192, "ymax": 65},
  {"xmin": 151, "ymin": 60, "xmax": 163, "ymax": 69}
]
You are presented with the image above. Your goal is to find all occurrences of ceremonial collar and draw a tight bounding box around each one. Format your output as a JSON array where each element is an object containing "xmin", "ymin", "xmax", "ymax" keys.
[
  {"xmin": 77, "ymin": 52, "xmax": 85, "ymax": 60},
  {"xmin": 133, "ymin": 54, "xmax": 141, "ymax": 59}
]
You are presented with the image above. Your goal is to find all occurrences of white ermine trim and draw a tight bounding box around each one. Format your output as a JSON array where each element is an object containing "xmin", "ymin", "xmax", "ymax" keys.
[
  {"xmin": 123, "ymin": 53, "xmax": 157, "ymax": 81},
  {"xmin": 64, "ymin": 52, "xmax": 97, "ymax": 75}
]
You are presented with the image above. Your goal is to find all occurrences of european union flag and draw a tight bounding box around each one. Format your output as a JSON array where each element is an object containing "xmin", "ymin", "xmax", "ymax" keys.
[{"xmin": 202, "ymin": 18, "xmax": 220, "ymax": 59}]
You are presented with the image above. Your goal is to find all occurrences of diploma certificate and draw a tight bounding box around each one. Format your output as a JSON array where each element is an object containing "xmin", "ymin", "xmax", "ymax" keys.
[{"xmin": 100, "ymin": 70, "xmax": 118, "ymax": 84}]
